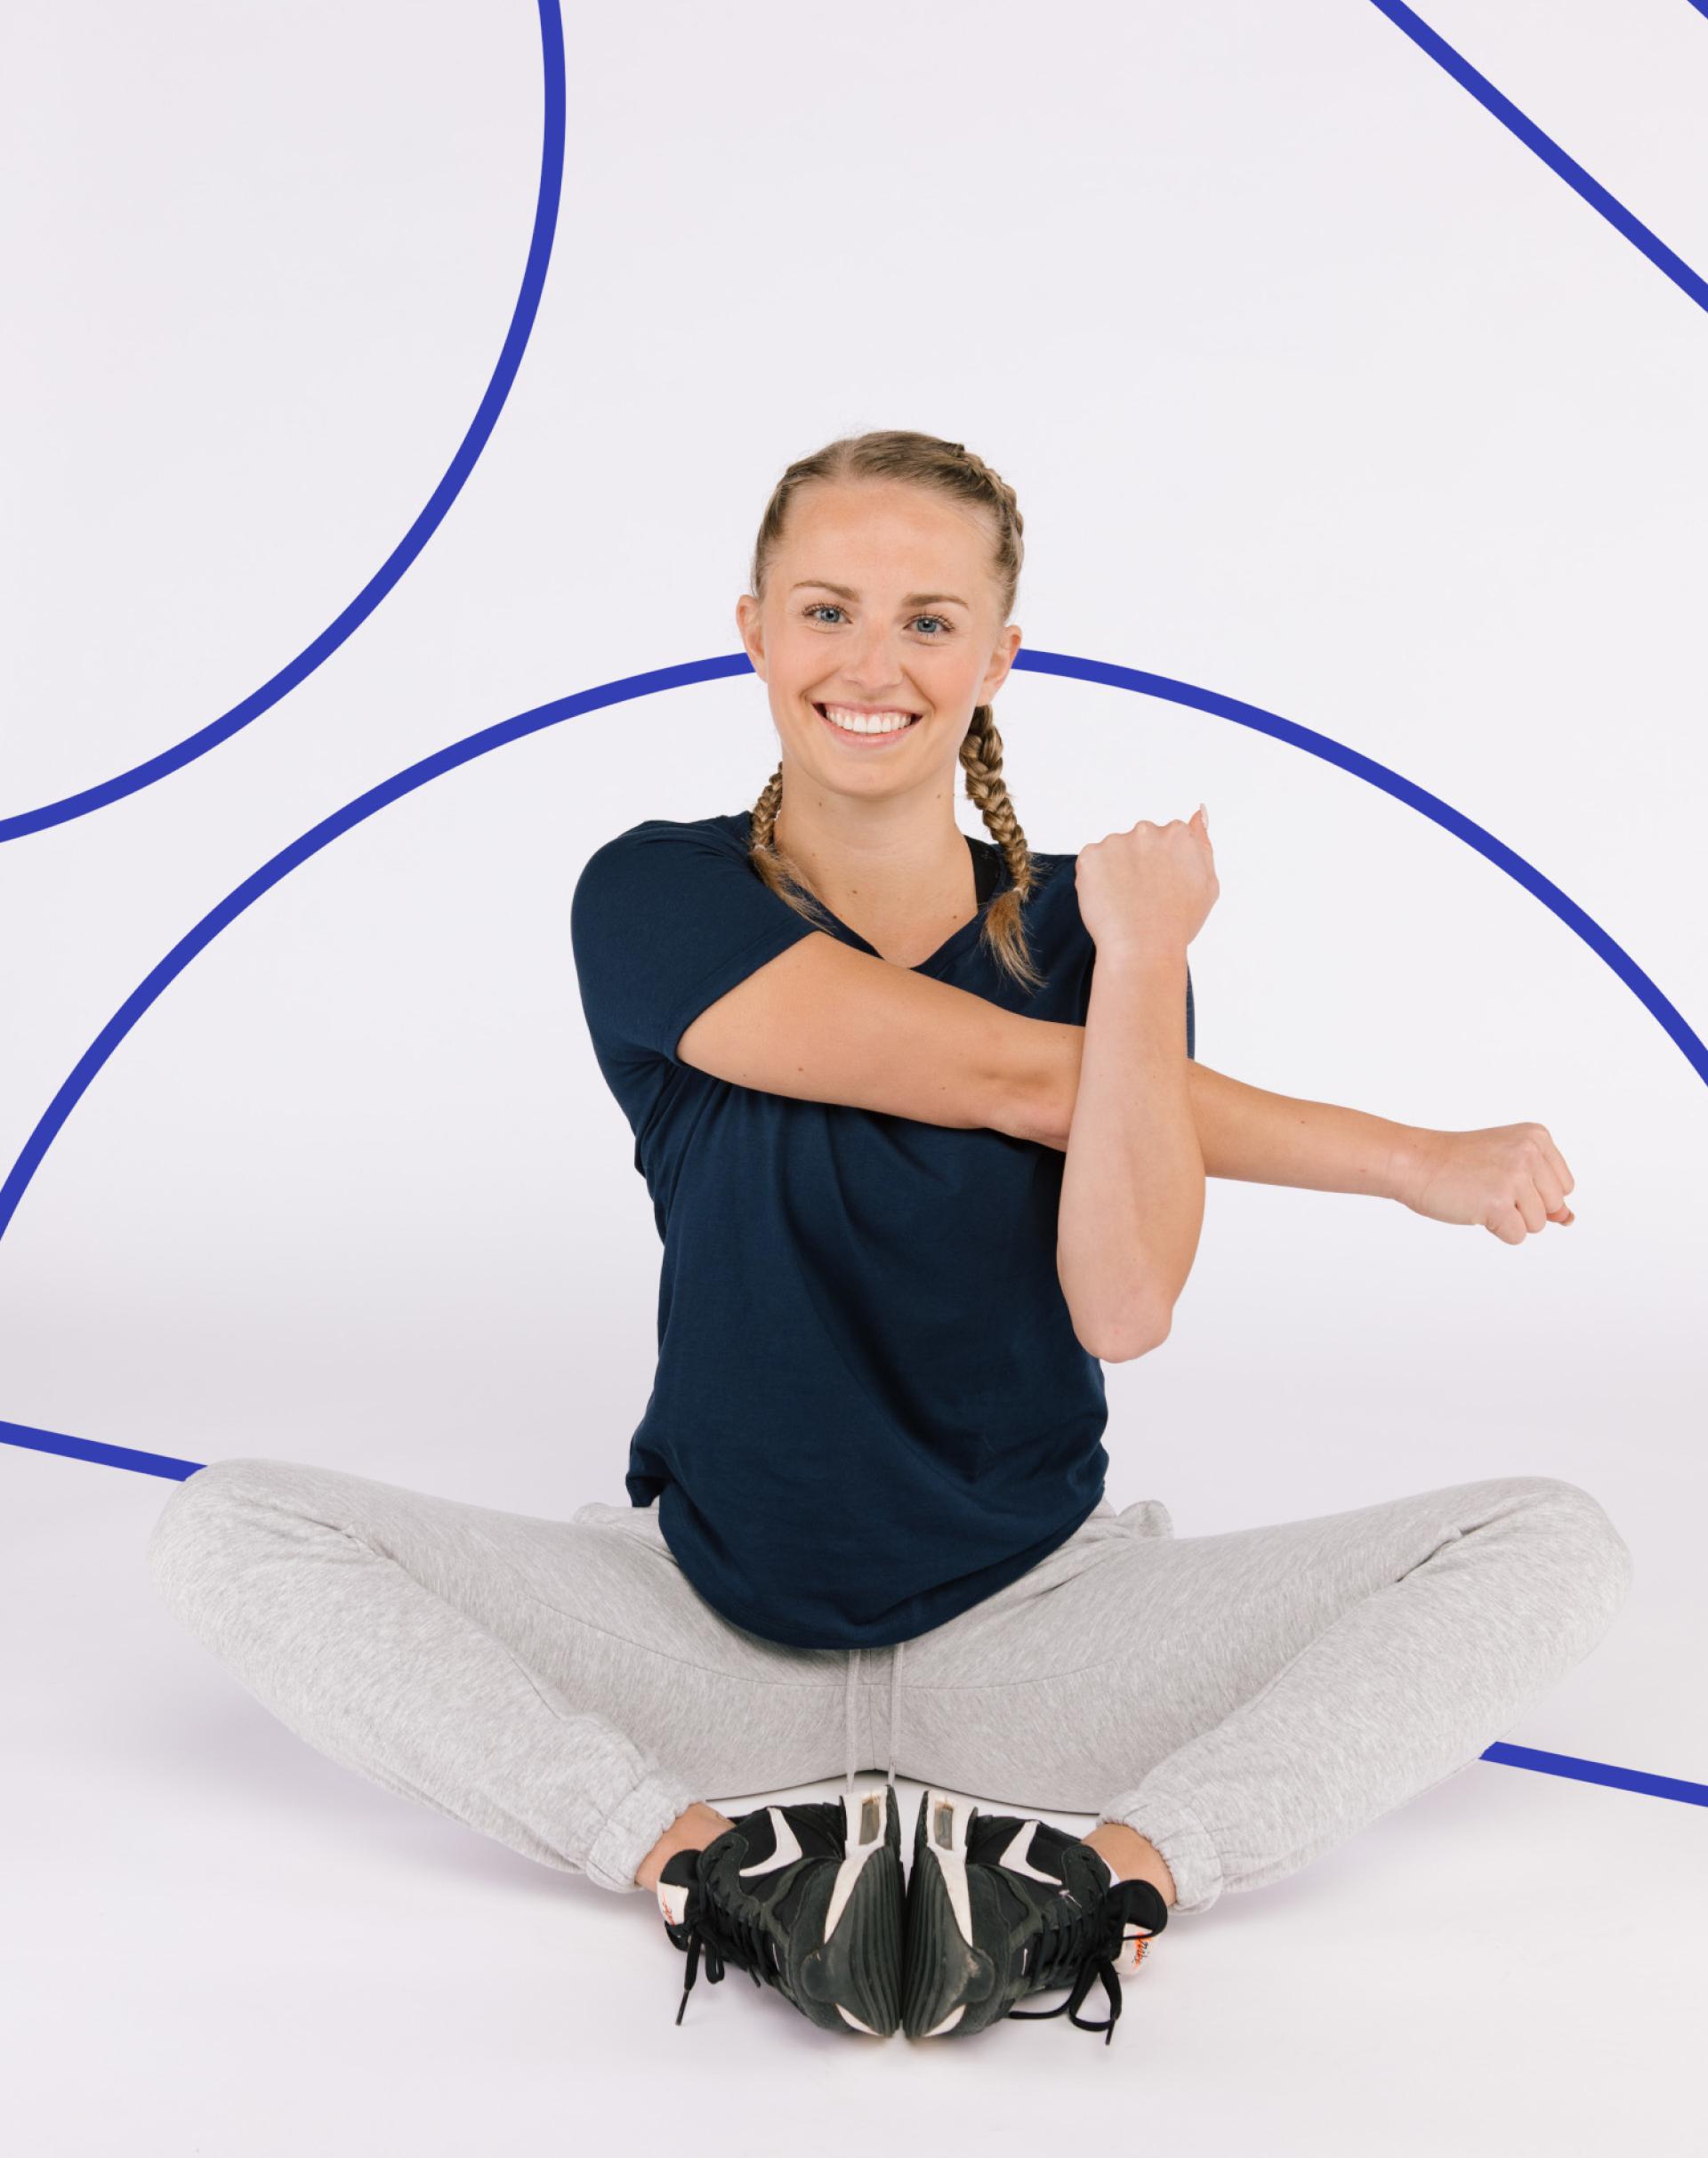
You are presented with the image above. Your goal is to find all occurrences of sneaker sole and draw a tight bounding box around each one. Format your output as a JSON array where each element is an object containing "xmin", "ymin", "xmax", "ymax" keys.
[
  {"xmin": 794, "ymin": 1785, "xmax": 905, "ymax": 2036},
  {"xmin": 902, "ymin": 1789, "xmax": 1000, "ymax": 2039}
]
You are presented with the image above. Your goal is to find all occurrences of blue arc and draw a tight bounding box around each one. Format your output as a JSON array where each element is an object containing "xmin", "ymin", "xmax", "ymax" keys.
[
  {"xmin": 1, "ymin": 5, "xmax": 1702, "ymax": 844},
  {"xmin": 1, "ymin": 643, "xmax": 1704, "ymax": 1253},
  {"xmin": 0, "ymin": 0, "xmax": 567, "ymax": 844},
  {"xmin": 1022, "ymin": 651, "xmax": 1707, "ymax": 1088},
  {"xmin": 2, "ymin": 644, "xmax": 1703, "ymax": 1824},
  {"xmin": 3, "ymin": 0, "xmax": 1696, "ymax": 1836}
]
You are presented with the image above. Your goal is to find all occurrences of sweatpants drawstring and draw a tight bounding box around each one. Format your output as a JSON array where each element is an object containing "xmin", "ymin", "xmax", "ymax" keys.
[
  {"xmin": 842, "ymin": 1647, "xmax": 861, "ymax": 1795},
  {"xmin": 887, "ymin": 1638, "xmax": 905, "ymax": 1785},
  {"xmin": 842, "ymin": 1639, "xmax": 906, "ymax": 1795}
]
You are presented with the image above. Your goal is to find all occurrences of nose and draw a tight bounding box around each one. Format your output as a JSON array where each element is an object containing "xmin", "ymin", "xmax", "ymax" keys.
[{"xmin": 838, "ymin": 620, "xmax": 909, "ymax": 699}]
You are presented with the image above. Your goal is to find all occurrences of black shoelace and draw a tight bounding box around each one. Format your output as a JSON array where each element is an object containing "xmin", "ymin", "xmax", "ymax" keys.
[
  {"xmin": 1006, "ymin": 1879, "xmax": 1159, "ymax": 2044},
  {"xmin": 665, "ymin": 1879, "xmax": 780, "ymax": 2026}
]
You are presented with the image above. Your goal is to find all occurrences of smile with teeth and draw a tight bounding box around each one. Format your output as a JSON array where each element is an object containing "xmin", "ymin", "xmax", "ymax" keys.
[{"xmin": 815, "ymin": 703, "xmax": 922, "ymax": 738}]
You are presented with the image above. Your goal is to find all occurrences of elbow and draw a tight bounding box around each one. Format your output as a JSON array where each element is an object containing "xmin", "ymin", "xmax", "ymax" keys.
[{"xmin": 1074, "ymin": 1297, "xmax": 1172, "ymax": 1365}]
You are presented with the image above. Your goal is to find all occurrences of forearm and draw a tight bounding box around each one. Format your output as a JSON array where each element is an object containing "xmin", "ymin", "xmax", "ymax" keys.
[
  {"xmin": 1000, "ymin": 1021, "xmax": 1422, "ymax": 1202},
  {"xmin": 1176, "ymin": 1060, "xmax": 1420, "ymax": 1199},
  {"xmin": 1055, "ymin": 946, "xmax": 1203, "ymax": 1360}
]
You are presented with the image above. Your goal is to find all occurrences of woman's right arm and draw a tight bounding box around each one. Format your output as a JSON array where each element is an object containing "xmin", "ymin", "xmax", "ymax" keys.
[{"xmin": 675, "ymin": 930, "xmax": 1079, "ymax": 1146}]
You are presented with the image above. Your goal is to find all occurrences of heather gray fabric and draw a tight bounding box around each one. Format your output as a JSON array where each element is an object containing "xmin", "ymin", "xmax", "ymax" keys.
[{"xmin": 145, "ymin": 1458, "xmax": 1632, "ymax": 1912}]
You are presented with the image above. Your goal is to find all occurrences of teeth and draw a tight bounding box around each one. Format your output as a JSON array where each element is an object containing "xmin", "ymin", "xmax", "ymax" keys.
[{"xmin": 820, "ymin": 705, "xmax": 916, "ymax": 735}]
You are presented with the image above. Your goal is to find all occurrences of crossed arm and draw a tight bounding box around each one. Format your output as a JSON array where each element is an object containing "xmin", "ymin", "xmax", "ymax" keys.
[
  {"xmin": 1000, "ymin": 992, "xmax": 1420, "ymax": 1191},
  {"xmin": 1002, "ymin": 943, "xmax": 1428, "ymax": 1360},
  {"xmin": 674, "ymin": 929, "xmax": 1574, "ymax": 1365}
]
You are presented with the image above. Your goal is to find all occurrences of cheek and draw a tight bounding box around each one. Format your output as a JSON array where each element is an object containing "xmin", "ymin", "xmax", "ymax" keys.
[
  {"xmin": 928, "ymin": 652, "xmax": 985, "ymax": 710},
  {"xmin": 766, "ymin": 629, "xmax": 817, "ymax": 695}
]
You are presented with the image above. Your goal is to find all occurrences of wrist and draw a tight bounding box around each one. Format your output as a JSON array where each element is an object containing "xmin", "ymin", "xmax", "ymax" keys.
[
  {"xmin": 1383, "ymin": 1125, "xmax": 1436, "ymax": 1207},
  {"xmin": 1092, "ymin": 938, "xmax": 1190, "ymax": 982}
]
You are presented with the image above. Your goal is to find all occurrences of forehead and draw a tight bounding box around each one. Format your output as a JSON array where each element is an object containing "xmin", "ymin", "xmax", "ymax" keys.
[{"xmin": 781, "ymin": 478, "xmax": 995, "ymax": 570}]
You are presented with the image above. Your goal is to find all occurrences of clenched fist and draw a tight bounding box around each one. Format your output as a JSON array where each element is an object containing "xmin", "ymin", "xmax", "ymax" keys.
[
  {"xmin": 1398, "ymin": 1123, "xmax": 1577, "ymax": 1244},
  {"xmin": 1076, "ymin": 804, "xmax": 1219, "ymax": 964}
]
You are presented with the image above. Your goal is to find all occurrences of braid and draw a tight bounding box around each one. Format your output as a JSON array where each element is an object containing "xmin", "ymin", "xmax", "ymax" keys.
[
  {"xmin": 745, "ymin": 760, "xmax": 837, "ymax": 931},
  {"xmin": 959, "ymin": 703, "xmax": 1046, "ymax": 991},
  {"xmin": 748, "ymin": 761, "xmax": 783, "ymax": 864}
]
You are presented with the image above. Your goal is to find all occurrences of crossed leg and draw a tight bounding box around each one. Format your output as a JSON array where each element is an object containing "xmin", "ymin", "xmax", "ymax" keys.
[
  {"xmin": 894, "ymin": 1475, "xmax": 1634, "ymax": 1915},
  {"xmin": 146, "ymin": 1460, "xmax": 855, "ymax": 1895}
]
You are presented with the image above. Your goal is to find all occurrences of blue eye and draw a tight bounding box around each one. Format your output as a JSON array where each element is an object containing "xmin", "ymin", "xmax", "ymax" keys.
[{"xmin": 802, "ymin": 603, "xmax": 949, "ymax": 637}]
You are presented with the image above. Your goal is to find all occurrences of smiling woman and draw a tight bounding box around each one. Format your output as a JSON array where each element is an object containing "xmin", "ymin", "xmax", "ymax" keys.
[
  {"xmin": 146, "ymin": 427, "xmax": 1635, "ymax": 2050},
  {"xmin": 570, "ymin": 433, "xmax": 1179, "ymax": 1662}
]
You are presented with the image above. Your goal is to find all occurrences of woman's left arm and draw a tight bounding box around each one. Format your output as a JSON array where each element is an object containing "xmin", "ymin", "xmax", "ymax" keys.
[
  {"xmin": 1055, "ymin": 943, "xmax": 1203, "ymax": 1364},
  {"xmin": 1027, "ymin": 1030, "xmax": 1577, "ymax": 1253}
]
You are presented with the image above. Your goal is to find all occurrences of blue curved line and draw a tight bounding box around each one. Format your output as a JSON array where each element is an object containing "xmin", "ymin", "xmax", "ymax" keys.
[
  {"xmin": 0, "ymin": 0, "xmax": 568, "ymax": 844},
  {"xmin": 1011, "ymin": 649, "xmax": 1708, "ymax": 1089},
  {"xmin": 3, "ymin": 648, "xmax": 1701, "ymax": 1820},
  {"xmin": 1368, "ymin": 0, "xmax": 1708, "ymax": 316},
  {"xmin": 0, "ymin": 655, "xmax": 746, "ymax": 1243},
  {"xmin": 4, "ymin": 1413, "xmax": 1704, "ymax": 1813},
  {"xmin": 1, "ymin": 644, "xmax": 1701, "ymax": 1253}
]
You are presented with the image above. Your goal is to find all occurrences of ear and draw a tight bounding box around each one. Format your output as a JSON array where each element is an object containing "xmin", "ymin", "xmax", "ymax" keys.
[
  {"xmin": 736, "ymin": 592, "xmax": 767, "ymax": 680},
  {"xmin": 979, "ymin": 622, "xmax": 1024, "ymax": 704}
]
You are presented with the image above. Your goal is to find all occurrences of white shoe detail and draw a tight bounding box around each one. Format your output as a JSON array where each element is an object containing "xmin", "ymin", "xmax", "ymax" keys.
[
  {"xmin": 1112, "ymin": 1926, "xmax": 1154, "ymax": 1974},
  {"xmin": 657, "ymin": 1878, "xmax": 690, "ymax": 1928},
  {"xmin": 924, "ymin": 2002, "xmax": 966, "ymax": 2036},
  {"xmin": 837, "ymin": 2003, "xmax": 883, "ymax": 2034},
  {"xmin": 823, "ymin": 1784, "xmax": 889, "ymax": 1937},
  {"xmin": 994, "ymin": 1818, "xmax": 1060, "ymax": 1885},
  {"xmin": 923, "ymin": 1789, "xmax": 974, "ymax": 1948},
  {"xmin": 737, "ymin": 1807, "xmax": 804, "ymax": 1878}
]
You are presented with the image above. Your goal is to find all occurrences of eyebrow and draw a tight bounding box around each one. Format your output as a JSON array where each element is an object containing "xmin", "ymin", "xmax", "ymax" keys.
[{"xmin": 789, "ymin": 578, "xmax": 971, "ymax": 609}]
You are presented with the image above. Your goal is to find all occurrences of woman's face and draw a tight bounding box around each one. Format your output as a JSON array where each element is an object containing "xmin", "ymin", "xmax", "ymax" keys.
[{"xmin": 736, "ymin": 478, "xmax": 1021, "ymax": 799}]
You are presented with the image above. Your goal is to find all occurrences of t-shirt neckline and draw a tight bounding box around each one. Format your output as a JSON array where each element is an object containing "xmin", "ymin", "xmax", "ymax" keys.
[{"xmin": 815, "ymin": 832, "xmax": 1006, "ymax": 975}]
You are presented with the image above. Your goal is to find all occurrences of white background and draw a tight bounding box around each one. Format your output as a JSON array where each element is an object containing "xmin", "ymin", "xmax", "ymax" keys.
[{"xmin": 2, "ymin": 2, "xmax": 1703, "ymax": 2151}]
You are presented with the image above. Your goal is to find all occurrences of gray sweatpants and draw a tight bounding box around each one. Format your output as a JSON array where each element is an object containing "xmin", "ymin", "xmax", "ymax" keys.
[{"xmin": 144, "ymin": 1458, "xmax": 1632, "ymax": 1916}]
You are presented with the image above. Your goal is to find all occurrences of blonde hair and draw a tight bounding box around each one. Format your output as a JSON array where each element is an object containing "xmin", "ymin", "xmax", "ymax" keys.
[{"xmin": 745, "ymin": 428, "xmax": 1044, "ymax": 992}]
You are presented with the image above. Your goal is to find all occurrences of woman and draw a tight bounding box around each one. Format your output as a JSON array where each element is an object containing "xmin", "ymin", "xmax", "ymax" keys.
[{"xmin": 146, "ymin": 430, "xmax": 1632, "ymax": 2047}]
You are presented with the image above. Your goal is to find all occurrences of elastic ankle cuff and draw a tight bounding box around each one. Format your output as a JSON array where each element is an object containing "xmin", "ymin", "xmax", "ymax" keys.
[
  {"xmin": 1096, "ymin": 1788, "xmax": 1225, "ymax": 1914},
  {"xmin": 585, "ymin": 1768, "xmax": 706, "ymax": 1895}
]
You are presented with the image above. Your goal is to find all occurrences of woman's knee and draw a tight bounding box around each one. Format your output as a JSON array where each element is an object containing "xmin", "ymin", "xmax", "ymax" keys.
[
  {"xmin": 1509, "ymin": 1474, "xmax": 1635, "ymax": 1632},
  {"xmin": 145, "ymin": 1456, "xmax": 296, "ymax": 1617}
]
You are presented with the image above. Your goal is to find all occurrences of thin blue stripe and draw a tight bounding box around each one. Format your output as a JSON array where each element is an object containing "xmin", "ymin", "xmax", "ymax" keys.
[
  {"xmin": 1011, "ymin": 648, "xmax": 1706, "ymax": 1088},
  {"xmin": 3, "ymin": 0, "xmax": 1694, "ymax": 1837},
  {"xmin": 6, "ymin": 4, "xmax": 1699, "ymax": 845},
  {"xmin": 4, "ymin": 645, "xmax": 1697, "ymax": 1829},
  {"xmin": 0, "ymin": 1, "xmax": 568, "ymax": 844},
  {"xmin": 1367, "ymin": 0, "xmax": 1708, "ymax": 315},
  {"xmin": 3, "ymin": 644, "xmax": 1703, "ymax": 1239},
  {"xmin": 1481, "ymin": 1742, "xmax": 1708, "ymax": 1808}
]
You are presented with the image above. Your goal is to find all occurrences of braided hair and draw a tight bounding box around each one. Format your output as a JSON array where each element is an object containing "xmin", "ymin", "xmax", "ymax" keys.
[{"xmin": 745, "ymin": 429, "xmax": 1045, "ymax": 992}]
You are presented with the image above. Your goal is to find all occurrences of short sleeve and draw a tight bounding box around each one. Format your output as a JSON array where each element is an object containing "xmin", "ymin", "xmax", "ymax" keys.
[{"xmin": 570, "ymin": 819, "xmax": 821, "ymax": 1069}]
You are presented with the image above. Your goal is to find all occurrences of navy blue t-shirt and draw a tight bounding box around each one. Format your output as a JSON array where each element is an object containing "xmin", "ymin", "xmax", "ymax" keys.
[{"xmin": 569, "ymin": 809, "xmax": 1195, "ymax": 1650}]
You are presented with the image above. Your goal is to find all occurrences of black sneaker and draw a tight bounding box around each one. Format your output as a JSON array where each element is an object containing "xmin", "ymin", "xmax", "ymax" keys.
[
  {"xmin": 901, "ymin": 1787, "xmax": 1168, "ymax": 2043},
  {"xmin": 655, "ymin": 1783, "xmax": 904, "ymax": 2035}
]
